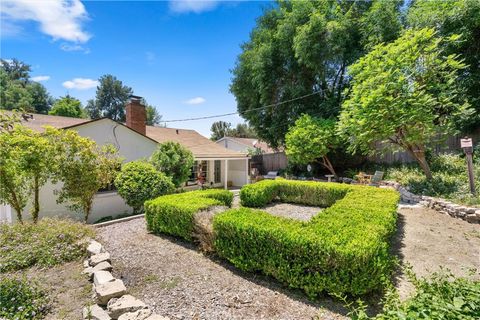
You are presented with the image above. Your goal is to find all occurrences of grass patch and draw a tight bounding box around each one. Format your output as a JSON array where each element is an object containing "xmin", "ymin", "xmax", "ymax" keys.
[
  {"xmin": 0, "ymin": 276, "xmax": 50, "ymax": 320},
  {"xmin": 0, "ymin": 218, "xmax": 95, "ymax": 273}
]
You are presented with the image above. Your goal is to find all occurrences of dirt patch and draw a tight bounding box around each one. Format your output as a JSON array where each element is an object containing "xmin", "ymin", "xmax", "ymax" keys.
[
  {"xmin": 5, "ymin": 261, "xmax": 92, "ymax": 320},
  {"xmin": 393, "ymin": 203, "xmax": 480, "ymax": 300},
  {"xmin": 99, "ymin": 218, "xmax": 348, "ymax": 320}
]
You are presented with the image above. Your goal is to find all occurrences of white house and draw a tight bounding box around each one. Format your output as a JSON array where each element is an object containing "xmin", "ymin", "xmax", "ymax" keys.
[{"xmin": 1, "ymin": 98, "xmax": 249, "ymax": 223}]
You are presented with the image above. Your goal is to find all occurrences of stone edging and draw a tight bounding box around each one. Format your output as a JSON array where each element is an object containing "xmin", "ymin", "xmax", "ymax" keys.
[
  {"xmin": 82, "ymin": 240, "xmax": 169, "ymax": 320},
  {"xmin": 381, "ymin": 180, "xmax": 480, "ymax": 224},
  {"xmin": 93, "ymin": 214, "xmax": 145, "ymax": 228}
]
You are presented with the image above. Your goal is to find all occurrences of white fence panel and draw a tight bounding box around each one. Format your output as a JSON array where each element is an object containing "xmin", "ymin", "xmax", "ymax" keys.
[{"xmin": 0, "ymin": 204, "xmax": 12, "ymax": 223}]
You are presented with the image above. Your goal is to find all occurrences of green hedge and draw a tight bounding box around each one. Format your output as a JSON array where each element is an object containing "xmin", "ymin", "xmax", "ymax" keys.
[
  {"xmin": 214, "ymin": 180, "xmax": 399, "ymax": 296},
  {"xmin": 145, "ymin": 189, "xmax": 233, "ymax": 241}
]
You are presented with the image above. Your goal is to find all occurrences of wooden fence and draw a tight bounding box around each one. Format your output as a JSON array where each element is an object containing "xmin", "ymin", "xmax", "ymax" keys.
[
  {"xmin": 251, "ymin": 152, "xmax": 288, "ymax": 174},
  {"xmin": 368, "ymin": 130, "xmax": 480, "ymax": 164}
]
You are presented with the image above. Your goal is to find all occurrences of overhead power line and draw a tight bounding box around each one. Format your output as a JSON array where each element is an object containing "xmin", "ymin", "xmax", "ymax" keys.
[{"xmin": 160, "ymin": 91, "xmax": 321, "ymax": 123}]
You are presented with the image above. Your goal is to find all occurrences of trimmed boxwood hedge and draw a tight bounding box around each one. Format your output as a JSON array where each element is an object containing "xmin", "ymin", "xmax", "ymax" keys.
[
  {"xmin": 214, "ymin": 180, "xmax": 400, "ymax": 297},
  {"xmin": 145, "ymin": 189, "xmax": 233, "ymax": 241}
]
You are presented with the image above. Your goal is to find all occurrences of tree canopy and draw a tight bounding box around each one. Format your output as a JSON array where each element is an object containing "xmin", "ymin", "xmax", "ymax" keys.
[
  {"xmin": 150, "ymin": 141, "xmax": 194, "ymax": 187},
  {"xmin": 338, "ymin": 28, "xmax": 470, "ymax": 179},
  {"xmin": 210, "ymin": 121, "xmax": 256, "ymax": 141},
  {"xmin": 85, "ymin": 74, "xmax": 133, "ymax": 121},
  {"xmin": 0, "ymin": 59, "xmax": 53, "ymax": 114},
  {"xmin": 285, "ymin": 115, "xmax": 338, "ymax": 176},
  {"xmin": 49, "ymin": 95, "xmax": 86, "ymax": 118},
  {"xmin": 230, "ymin": 0, "xmax": 402, "ymax": 148}
]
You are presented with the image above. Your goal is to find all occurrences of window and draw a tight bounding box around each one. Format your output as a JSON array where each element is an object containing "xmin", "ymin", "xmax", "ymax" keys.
[
  {"xmin": 187, "ymin": 160, "xmax": 209, "ymax": 185},
  {"xmin": 214, "ymin": 160, "xmax": 221, "ymax": 183}
]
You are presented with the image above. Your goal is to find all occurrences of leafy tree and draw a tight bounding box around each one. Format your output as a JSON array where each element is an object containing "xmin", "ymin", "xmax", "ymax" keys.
[
  {"xmin": 0, "ymin": 115, "xmax": 30, "ymax": 223},
  {"xmin": 86, "ymin": 74, "xmax": 133, "ymax": 121},
  {"xmin": 407, "ymin": 0, "xmax": 480, "ymax": 131},
  {"xmin": 210, "ymin": 121, "xmax": 232, "ymax": 141},
  {"xmin": 232, "ymin": 123, "xmax": 256, "ymax": 138},
  {"xmin": 0, "ymin": 69, "xmax": 33, "ymax": 111},
  {"xmin": 0, "ymin": 58, "xmax": 30, "ymax": 83},
  {"xmin": 231, "ymin": 0, "xmax": 402, "ymax": 148},
  {"xmin": 285, "ymin": 115, "xmax": 337, "ymax": 177},
  {"xmin": 26, "ymin": 82, "xmax": 52, "ymax": 114},
  {"xmin": 49, "ymin": 95, "xmax": 86, "ymax": 118},
  {"xmin": 0, "ymin": 117, "xmax": 54, "ymax": 223},
  {"xmin": 141, "ymin": 99, "xmax": 163, "ymax": 126},
  {"xmin": 150, "ymin": 141, "xmax": 194, "ymax": 187},
  {"xmin": 338, "ymin": 28, "xmax": 470, "ymax": 180},
  {"xmin": 47, "ymin": 127, "xmax": 121, "ymax": 222},
  {"xmin": 115, "ymin": 161, "xmax": 174, "ymax": 213}
]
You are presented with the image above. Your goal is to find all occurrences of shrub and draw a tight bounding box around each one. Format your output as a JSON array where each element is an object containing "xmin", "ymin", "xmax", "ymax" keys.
[
  {"xmin": 0, "ymin": 218, "xmax": 95, "ymax": 272},
  {"xmin": 145, "ymin": 189, "xmax": 233, "ymax": 241},
  {"xmin": 0, "ymin": 276, "xmax": 49, "ymax": 320},
  {"xmin": 115, "ymin": 161, "xmax": 175, "ymax": 213},
  {"xmin": 214, "ymin": 180, "xmax": 399, "ymax": 297},
  {"xmin": 372, "ymin": 269, "xmax": 480, "ymax": 320},
  {"xmin": 150, "ymin": 141, "xmax": 195, "ymax": 187}
]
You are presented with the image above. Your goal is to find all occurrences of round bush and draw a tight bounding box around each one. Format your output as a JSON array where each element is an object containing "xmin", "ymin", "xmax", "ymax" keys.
[
  {"xmin": 150, "ymin": 141, "xmax": 194, "ymax": 187},
  {"xmin": 115, "ymin": 161, "xmax": 175, "ymax": 213}
]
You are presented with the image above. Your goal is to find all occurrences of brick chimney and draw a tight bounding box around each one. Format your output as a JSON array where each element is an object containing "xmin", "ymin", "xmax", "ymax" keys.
[{"xmin": 125, "ymin": 95, "xmax": 146, "ymax": 135}]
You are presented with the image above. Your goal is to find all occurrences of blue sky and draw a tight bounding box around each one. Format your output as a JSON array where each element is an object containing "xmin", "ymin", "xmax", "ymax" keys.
[{"xmin": 0, "ymin": 0, "xmax": 270, "ymax": 136}]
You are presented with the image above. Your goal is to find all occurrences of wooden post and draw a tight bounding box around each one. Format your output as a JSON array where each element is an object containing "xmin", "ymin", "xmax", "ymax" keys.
[{"xmin": 461, "ymin": 137, "xmax": 476, "ymax": 196}]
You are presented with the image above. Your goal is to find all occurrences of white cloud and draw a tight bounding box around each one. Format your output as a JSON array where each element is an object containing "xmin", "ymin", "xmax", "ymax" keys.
[
  {"xmin": 0, "ymin": 0, "xmax": 90, "ymax": 43},
  {"xmin": 169, "ymin": 1, "xmax": 220, "ymax": 13},
  {"xmin": 31, "ymin": 75, "xmax": 50, "ymax": 82},
  {"xmin": 60, "ymin": 43, "xmax": 90, "ymax": 54},
  {"xmin": 184, "ymin": 97, "xmax": 206, "ymax": 105},
  {"xmin": 62, "ymin": 78, "xmax": 98, "ymax": 90}
]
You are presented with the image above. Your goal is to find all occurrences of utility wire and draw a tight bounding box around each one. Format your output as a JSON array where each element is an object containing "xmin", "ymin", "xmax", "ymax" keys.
[{"xmin": 160, "ymin": 91, "xmax": 321, "ymax": 123}]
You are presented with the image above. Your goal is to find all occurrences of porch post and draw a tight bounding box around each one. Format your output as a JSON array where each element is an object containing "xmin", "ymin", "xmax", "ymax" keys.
[
  {"xmin": 245, "ymin": 158, "xmax": 249, "ymax": 185},
  {"xmin": 224, "ymin": 159, "xmax": 228, "ymax": 190}
]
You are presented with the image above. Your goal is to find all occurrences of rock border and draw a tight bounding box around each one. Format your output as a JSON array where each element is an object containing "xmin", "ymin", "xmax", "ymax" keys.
[
  {"xmin": 381, "ymin": 180, "xmax": 480, "ymax": 224},
  {"xmin": 82, "ymin": 240, "xmax": 169, "ymax": 320}
]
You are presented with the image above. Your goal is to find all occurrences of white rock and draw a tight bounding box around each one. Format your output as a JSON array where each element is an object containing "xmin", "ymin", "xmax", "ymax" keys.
[
  {"xmin": 145, "ymin": 316, "xmax": 170, "ymax": 320},
  {"xmin": 107, "ymin": 295, "xmax": 147, "ymax": 319},
  {"xmin": 88, "ymin": 240, "xmax": 104, "ymax": 256},
  {"xmin": 90, "ymin": 252, "xmax": 111, "ymax": 266},
  {"xmin": 84, "ymin": 260, "xmax": 90, "ymax": 268},
  {"xmin": 95, "ymin": 279, "xmax": 127, "ymax": 305},
  {"xmin": 92, "ymin": 261, "xmax": 113, "ymax": 273},
  {"xmin": 118, "ymin": 309, "xmax": 152, "ymax": 320},
  {"xmin": 94, "ymin": 271, "xmax": 115, "ymax": 286},
  {"xmin": 83, "ymin": 304, "xmax": 112, "ymax": 320}
]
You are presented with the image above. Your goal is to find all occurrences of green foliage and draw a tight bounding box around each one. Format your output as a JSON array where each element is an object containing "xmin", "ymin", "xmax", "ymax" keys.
[
  {"xmin": 230, "ymin": 1, "xmax": 402, "ymax": 148},
  {"xmin": 85, "ymin": 74, "xmax": 132, "ymax": 121},
  {"xmin": 49, "ymin": 94, "xmax": 86, "ymax": 118},
  {"xmin": 0, "ymin": 123, "xmax": 55, "ymax": 223},
  {"xmin": 115, "ymin": 161, "xmax": 174, "ymax": 213},
  {"xmin": 0, "ymin": 217, "xmax": 95, "ymax": 272},
  {"xmin": 339, "ymin": 28, "xmax": 470, "ymax": 179},
  {"xmin": 46, "ymin": 127, "xmax": 122, "ymax": 222},
  {"xmin": 0, "ymin": 276, "xmax": 49, "ymax": 320},
  {"xmin": 210, "ymin": 121, "xmax": 256, "ymax": 141},
  {"xmin": 150, "ymin": 141, "xmax": 195, "ymax": 187},
  {"xmin": 373, "ymin": 269, "xmax": 480, "ymax": 320},
  {"xmin": 407, "ymin": 0, "xmax": 480, "ymax": 131},
  {"xmin": 0, "ymin": 59, "xmax": 52, "ymax": 114},
  {"xmin": 356, "ymin": 153, "xmax": 480, "ymax": 206},
  {"xmin": 145, "ymin": 189, "xmax": 233, "ymax": 241},
  {"xmin": 145, "ymin": 104, "xmax": 162, "ymax": 126},
  {"xmin": 285, "ymin": 115, "xmax": 337, "ymax": 175},
  {"xmin": 215, "ymin": 180, "xmax": 399, "ymax": 297}
]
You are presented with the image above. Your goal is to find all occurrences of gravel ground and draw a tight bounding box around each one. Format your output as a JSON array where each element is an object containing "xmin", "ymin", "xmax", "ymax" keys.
[
  {"xmin": 99, "ymin": 218, "xmax": 348, "ymax": 320},
  {"xmin": 263, "ymin": 203, "xmax": 321, "ymax": 221}
]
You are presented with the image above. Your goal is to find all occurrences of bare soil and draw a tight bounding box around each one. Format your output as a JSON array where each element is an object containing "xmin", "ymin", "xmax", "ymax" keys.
[
  {"xmin": 7, "ymin": 261, "xmax": 93, "ymax": 320},
  {"xmin": 97, "ymin": 201, "xmax": 480, "ymax": 319}
]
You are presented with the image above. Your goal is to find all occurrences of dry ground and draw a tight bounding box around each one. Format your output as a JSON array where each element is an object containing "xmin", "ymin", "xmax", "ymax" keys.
[
  {"xmin": 5, "ymin": 261, "xmax": 93, "ymax": 320},
  {"xmin": 97, "ymin": 199, "xmax": 480, "ymax": 320}
]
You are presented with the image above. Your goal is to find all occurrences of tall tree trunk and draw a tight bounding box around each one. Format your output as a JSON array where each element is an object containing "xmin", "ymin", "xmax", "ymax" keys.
[
  {"xmin": 406, "ymin": 145, "xmax": 433, "ymax": 180},
  {"xmin": 84, "ymin": 200, "xmax": 92, "ymax": 223},
  {"xmin": 32, "ymin": 175, "xmax": 40, "ymax": 223},
  {"xmin": 321, "ymin": 156, "xmax": 337, "ymax": 178},
  {"xmin": 13, "ymin": 207, "xmax": 23, "ymax": 224}
]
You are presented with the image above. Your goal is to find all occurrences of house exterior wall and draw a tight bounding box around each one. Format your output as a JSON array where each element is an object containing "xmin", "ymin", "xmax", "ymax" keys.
[
  {"xmin": 227, "ymin": 159, "xmax": 248, "ymax": 187},
  {"xmin": 216, "ymin": 138, "xmax": 250, "ymax": 153}
]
